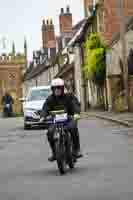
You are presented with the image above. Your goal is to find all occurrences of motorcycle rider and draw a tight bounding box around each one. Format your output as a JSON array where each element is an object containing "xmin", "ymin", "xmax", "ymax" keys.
[
  {"xmin": 1, "ymin": 92, "xmax": 14, "ymax": 117},
  {"xmin": 40, "ymin": 78, "xmax": 82, "ymax": 162}
]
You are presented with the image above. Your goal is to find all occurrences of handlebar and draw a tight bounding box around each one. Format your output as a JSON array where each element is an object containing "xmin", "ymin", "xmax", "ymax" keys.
[
  {"xmin": 40, "ymin": 114, "xmax": 80, "ymax": 123},
  {"xmin": 49, "ymin": 110, "xmax": 66, "ymax": 115}
]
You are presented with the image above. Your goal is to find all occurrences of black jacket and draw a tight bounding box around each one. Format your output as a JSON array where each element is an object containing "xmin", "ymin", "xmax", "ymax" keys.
[
  {"xmin": 2, "ymin": 95, "xmax": 14, "ymax": 106},
  {"xmin": 41, "ymin": 94, "xmax": 80, "ymax": 117}
]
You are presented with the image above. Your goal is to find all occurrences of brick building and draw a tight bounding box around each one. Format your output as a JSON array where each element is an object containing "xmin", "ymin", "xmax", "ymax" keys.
[
  {"xmin": 59, "ymin": 6, "xmax": 73, "ymax": 48},
  {"xmin": 42, "ymin": 19, "xmax": 56, "ymax": 57},
  {"xmin": 84, "ymin": 0, "xmax": 94, "ymax": 17},
  {"xmin": 84, "ymin": 0, "xmax": 133, "ymax": 43},
  {"xmin": 99, "ymin": 0, "xmax": 133, "ymax": 43}
]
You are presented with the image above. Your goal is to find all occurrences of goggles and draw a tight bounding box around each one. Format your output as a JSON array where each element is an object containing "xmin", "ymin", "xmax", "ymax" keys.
[{"xmin": 51, "ymin": 86, "xmax": 64, "ymax": 90}]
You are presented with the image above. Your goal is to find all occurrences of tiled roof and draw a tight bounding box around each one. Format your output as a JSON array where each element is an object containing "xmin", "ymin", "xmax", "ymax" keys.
[
  {"xmin": 67, "ymin": 19, "xmax": 88, "ymax": 47},
  {"xmin": 72, "ymin": 19, "xmax": 86, "ymax": 33},
  {"xmin": 55, "ymin": 63, "xmax": 74, "ymax": 78},
  {"xmin": 23, "ymin": 59, "xmax": 51, "ymax": 81}
]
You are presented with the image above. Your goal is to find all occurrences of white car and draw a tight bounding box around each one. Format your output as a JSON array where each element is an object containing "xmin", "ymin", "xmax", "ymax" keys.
[{"xmin": 23, "ymin": 86, "xmax": 51, "ymax": 129}]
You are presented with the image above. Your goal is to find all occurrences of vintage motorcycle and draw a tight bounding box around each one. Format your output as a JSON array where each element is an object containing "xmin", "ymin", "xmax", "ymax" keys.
[
  {"xmin": 44, "ymin": 110, "xmax": 78, "ymax": 175},
  {"xmin": 3, "ymin": 103, "xmax": 13, "ymax": 117}
]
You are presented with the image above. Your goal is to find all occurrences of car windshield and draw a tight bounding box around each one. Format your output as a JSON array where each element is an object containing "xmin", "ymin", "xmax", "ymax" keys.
[{"xmin": 27, "ymin": 88, "xmax": 50, "ymax": 101}]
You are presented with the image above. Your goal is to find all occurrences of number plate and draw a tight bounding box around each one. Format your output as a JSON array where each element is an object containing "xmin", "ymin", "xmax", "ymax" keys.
[{"xmin": 55, "ymin": 113, "xmax": 68, "ymax": 122}]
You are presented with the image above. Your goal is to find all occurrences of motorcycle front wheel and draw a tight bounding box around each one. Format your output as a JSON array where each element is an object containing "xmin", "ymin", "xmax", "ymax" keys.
[
  {"xmin": 55, "ymin": 140, "xmax": 67, "ymax": 175},
  {"xmin": 66, "ymin": 132, "xmax": 76, "ymax": 169}
]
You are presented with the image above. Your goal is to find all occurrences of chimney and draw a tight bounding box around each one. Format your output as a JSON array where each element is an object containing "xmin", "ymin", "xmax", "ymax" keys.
[
  {"xmin": 42, "ymin": 19, "xmax": 56, "ymax": 49},
  {"xmin": 59, "ymin": 6, "xmax": 72, "ymax": 36},
  {"xmin": 66, "ymin": 5, "xmax": 70, "ymax": 13},
  {"xmin": 42, "ymin": 19, "xmax": 48, "ymax": 48},
  {"xmin": 47, "ymin": 19, "xmax": 56, "ymax": 49},
  {"xmin": 59, "ymin": 6, "xmax": 73, "ymax": 48},
  {"xmin": 46, "ymin": 19, "xmax": 49, "ymax": 25},
  {"xmin": 61, "ymin": 8, "xmax": 64, "ymax": 14}
]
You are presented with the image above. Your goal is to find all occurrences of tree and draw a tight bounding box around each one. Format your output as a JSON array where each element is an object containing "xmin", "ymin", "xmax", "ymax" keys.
[{"xmin": 83, "ymin": 33, "xmax": 107, "ymax": 85}]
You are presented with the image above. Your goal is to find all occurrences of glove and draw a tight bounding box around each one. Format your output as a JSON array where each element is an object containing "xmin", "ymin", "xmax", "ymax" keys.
[{"xmin": 74, "ymin": 114, "xmax": 80, "ymax": 120}]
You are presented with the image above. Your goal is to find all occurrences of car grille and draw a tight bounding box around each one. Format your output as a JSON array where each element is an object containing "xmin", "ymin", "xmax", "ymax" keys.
[{"xmin": 25, "ymin": 116, "xmax": 40, "ymax": 122}]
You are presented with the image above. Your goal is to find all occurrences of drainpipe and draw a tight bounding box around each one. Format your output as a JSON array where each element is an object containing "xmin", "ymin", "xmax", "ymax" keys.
[
  {"xmin": 81, "ymin": 45, "xmax": 88, "ymax": 111},
  {"xmin": 117, "ymin": 0, "xmax": 129, "ymax": 111}
]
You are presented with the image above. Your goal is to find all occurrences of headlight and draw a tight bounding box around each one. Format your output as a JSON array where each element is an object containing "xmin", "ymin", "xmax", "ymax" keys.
[{"xmin": 24, "ymin": 109, "xmax": 40, "ymax": 119}]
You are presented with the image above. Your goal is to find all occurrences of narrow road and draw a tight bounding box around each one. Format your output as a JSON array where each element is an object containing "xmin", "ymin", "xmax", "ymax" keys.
[{"xmin": 0, "ymin": 117, "xmax": 132, "ymax": 200}]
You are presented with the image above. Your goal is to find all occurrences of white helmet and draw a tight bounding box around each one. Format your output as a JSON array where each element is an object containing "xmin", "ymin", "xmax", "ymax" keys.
[{"xmin": 51, "ymin": 78, "xmax": 64, "ymax": 87}]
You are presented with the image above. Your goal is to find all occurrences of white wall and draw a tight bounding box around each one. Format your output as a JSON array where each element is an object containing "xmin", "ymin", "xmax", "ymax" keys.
[
  {"xmin": 74, "ymin": 46, "xmax": 85, "ymax": 111},
  {"xmin": 88, "ymin": 80, "xmax": 97, "ymax": 107}
]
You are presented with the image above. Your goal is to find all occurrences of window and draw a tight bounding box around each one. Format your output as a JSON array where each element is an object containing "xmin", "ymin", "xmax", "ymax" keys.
[{"xmin": 27, "ymin": 88, "xmax": 51, "ymax": 101}]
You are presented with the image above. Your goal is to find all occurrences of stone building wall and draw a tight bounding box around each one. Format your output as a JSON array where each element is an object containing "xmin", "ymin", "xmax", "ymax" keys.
[
  {"xmin": 73, "ymin": 46, "xmax": 85, "ymax": 111},
  {"xmin": 0, "ymin": 64, "xmax": 24, "ymax": 114},
  {"xmin": 84, "ymin": 0, "xmax": 93, "ymax": 17},
  {"xmin": 106, "ymin": 29, "xmax": 133, "ymax": 112}
]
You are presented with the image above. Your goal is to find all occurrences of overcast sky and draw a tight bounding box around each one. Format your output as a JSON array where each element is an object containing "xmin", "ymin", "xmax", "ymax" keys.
[{"xmin": 0, "ymin": 0, "xmax": 84, "ymax": 60}]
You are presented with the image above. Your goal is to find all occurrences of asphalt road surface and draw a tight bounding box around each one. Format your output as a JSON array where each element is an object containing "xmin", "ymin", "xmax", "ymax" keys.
[{"xmin": 0, "ymin": 117, "xmax": 132, "ymax": 200}]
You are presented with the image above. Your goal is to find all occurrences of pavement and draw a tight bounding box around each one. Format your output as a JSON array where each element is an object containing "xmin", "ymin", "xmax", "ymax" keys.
[
  {"xmin": 82, "ymin": 110, "xmax": 133, "ymax": 128},
  {"xmin": 0, "ymin": 116, "xmax": 132, "ymax": 200}
]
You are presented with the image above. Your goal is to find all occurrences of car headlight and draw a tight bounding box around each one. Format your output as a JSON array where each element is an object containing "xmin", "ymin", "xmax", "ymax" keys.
[{"xmin": 24, "ymin": 109, "xmax": 40, "ymax": 119}]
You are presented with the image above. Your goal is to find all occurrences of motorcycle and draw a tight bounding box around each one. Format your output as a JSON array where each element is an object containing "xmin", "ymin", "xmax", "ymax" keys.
[
  {"xmin": 44, "ymin": 110, "xmax": 77, "ymax": 175},
  {"xmin": 3, "ymin": 103, "xmax": 13, "ymax": 117}
]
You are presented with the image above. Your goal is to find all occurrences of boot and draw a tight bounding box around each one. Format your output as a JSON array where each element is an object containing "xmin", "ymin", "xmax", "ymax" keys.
[
  {"xmin": 73, "ymin": 128, "xmax": 83, "ymax": 158},
  {"xmin": 48, "ymin": 141, "xmax": 56, "ymax": 162},
  {"xmin": 48, "ymin": 153, "xmax": 56, "ymax": 162},
  {"xmin": 73, "ymin": 149, "xmax": 83, "ymax": 158}
]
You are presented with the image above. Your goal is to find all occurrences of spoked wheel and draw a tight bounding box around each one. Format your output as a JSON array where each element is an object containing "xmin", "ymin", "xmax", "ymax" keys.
[
  {"xmin": 68, "ymin": 152, "xmax": 76, "ymax": 169},
  {"xmin": 57, "ymin": 159, "xmax": 67, "ymax": 175},
  {"xmin": 55, "ymin": 141, "xmax": 67, "ymax": 175},
  {"xmin": 66, "ymin": 132, "xmax": 76, "ymax": 170},
  {"xmin": 68, "ymin": 148, "xmax": 75, "ymax": 169}
]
